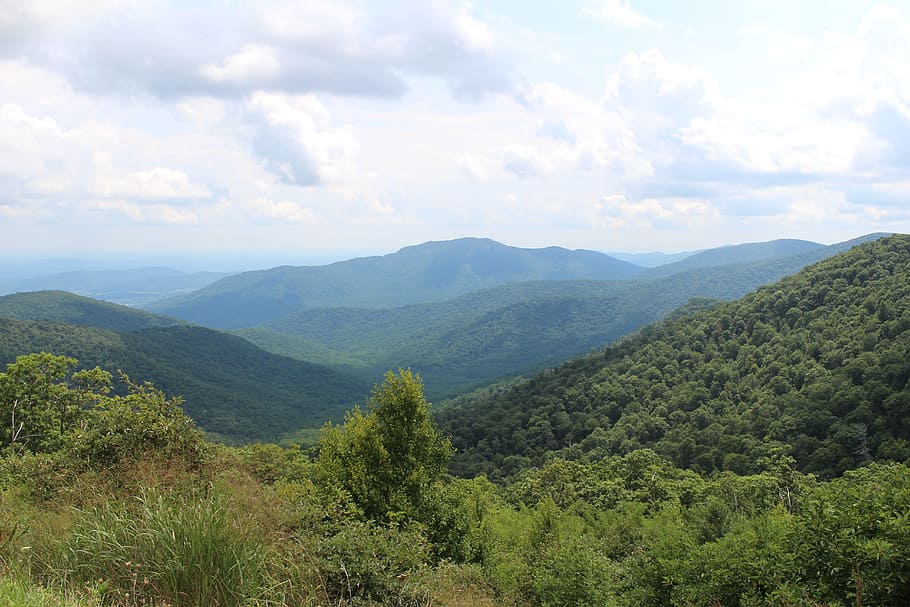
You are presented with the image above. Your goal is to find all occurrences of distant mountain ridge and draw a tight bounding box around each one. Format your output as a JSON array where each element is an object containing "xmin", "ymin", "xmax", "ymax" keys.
[
  {"xmin": 606, "ymin": 250, "xmax": 700, "ymax": 267},
  {"xmin": 641, "ymin": 238, "xmax": 824, "ymax": 279},
  {"xmin": 145, "ymin": 237, "xmax": 645, "ymax": 328}
]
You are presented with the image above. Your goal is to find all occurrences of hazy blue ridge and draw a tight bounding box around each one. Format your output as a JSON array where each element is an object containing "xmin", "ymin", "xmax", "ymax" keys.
[{"xmin": 144, "ymin": 237, "xmax": 646, "ymax": 328}]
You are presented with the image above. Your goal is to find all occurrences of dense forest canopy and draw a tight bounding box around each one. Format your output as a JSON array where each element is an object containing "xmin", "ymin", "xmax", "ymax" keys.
[{"xmin": 441, "ymin": 234, "xmax": 910, "ymax": 481}]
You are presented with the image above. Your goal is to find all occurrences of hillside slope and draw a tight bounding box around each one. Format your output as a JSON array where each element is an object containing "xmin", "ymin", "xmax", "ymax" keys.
[
  {"xmin": 642, "ymin": 238, "xmax": 824, "ymax": 278},
  {"xmin": 0, "ymin": 313, "xmax": 369, "ymax": 442},
  {"xmin": 243, "ymin": 235, "xmax": 888, "ymax": 400},
  {"xmin": 146, "ymin": 238, "xmax": 644, "ymax": 328},
  {"xmin": 0, "ymin": 291, "xmax": 184, "ymax": 332},
  {"xmin": 439, "ymin": 234, "xmax": 910, "ymax": 481}
]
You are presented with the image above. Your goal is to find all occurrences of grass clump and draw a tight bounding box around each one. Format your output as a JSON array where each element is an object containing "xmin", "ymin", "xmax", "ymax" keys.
[{"xmin": 52, "ymin": 488, "xmax": 267, "ymax": 607}]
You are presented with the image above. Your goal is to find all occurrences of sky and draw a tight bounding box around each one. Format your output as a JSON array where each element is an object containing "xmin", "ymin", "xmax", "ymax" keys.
[{"xmin": 2, "ymin": 0, "xmax": 910, "ymax": 264}]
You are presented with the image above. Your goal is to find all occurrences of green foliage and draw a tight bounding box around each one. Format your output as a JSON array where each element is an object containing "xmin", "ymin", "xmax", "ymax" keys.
[
  {"xmin": 314, "ymin": 520, "xmax": 430, "ymax": 605},
  {"xmin": 69, "ymin": 375, "xmax": 206, "ymax": 468},
  {"xmin": 0, "ymin": 353, "xmax": 110, "ymax": 455},
  {"xmin": 442, "ymin": 234, "xmax": 910, "ymax": 481},
  {"xmin": 0, "ymin": 576, "xmax": 100, "ymax": 607},
  {"xmin": 792, "ymin": 463, "xmax": 910, "ymax": 606},
  {"xmin": 246, "ymin": 235, "xmax": 871, "ymax": 401},
  {"xmin": 317, "ymin": 369, "xmax": 452, "ymax": 521}
]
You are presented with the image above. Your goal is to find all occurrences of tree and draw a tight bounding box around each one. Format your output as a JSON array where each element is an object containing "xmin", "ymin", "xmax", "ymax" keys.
[
  {"xmin": 317, "ymin": 369, "xmax": 452, "ymax": 521},
  {"xmin": 0, "ymin": 353, "xmax": 111, "ymax": 454}
]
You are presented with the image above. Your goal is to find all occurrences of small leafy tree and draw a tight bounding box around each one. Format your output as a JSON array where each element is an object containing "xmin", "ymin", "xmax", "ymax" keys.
[
  {"xmin": 317, "ymin": 369, "xmax": 452, "ymax": 521},
  {"xmin": 0, "ymin": 353, "xmax": 111, "ymax": 454}
]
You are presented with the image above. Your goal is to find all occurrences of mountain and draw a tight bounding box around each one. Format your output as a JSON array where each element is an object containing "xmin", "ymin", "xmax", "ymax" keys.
[
  {"xmin": 438, "ymin": 234, "xmax": 910, "ymax": 481},
  {"xmin": 606, "ymin": 250, "xmax": 700, "ymax": 267},
  {"xmin": 145, "ymin": 238, "xmax": 645, "ymax": 328},
  {"xmin": 0, "ymin": 291, "xmax": 184, "ymax": 332},
  {"xmin": 0, "ymin": 267, "xmax": 233, "ymax": 307},
  {"xmin": 0, "ymin": 294, "xmax": 369, "ymax": 442},
  {"xmin": 642, "ymin": 238, "xmax": 824, "ymax": 279},
  {"xmin": 238, "ymin": 235, "xmax": 887, "ymax": 400}
]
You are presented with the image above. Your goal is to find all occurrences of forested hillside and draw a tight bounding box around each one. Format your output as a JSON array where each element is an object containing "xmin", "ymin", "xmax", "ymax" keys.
[
  {"xmin": 238, "ymin": 234, "xmax": 888, "ymax": 400},
  {"xmin": 440, "ymin": 235, "xmax": 910, "ymax": 481},
  {"xmin": 0, "ymin": 291, "xmax": 184, "ymax": 332},
  {"xmin": 0, "ymin": 316, "xmax": 368, "ymax": 442},
  {"xmin": 146, "ymin": 238, "xmax": 645, "ymax": 327}
]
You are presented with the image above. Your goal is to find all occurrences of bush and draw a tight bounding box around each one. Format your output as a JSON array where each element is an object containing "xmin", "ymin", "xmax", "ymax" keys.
[{"xmin": 314, "ymin": 520, "xmax": 430, "ymax": 605}]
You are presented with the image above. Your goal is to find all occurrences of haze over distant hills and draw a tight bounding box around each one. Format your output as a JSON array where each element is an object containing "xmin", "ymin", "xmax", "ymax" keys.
[
  {"xmin": 0, "ymin": 267, "xmax": 233, "ymax": 307},
  {"xmin": 641, "ymin": 238, "xmax": 825, "ymax": 279},
  {"xmin": 146, "ymin": 238, "xmax": 644, "ymax": 327},
  {"xmin": 606, "ymin": 249, "xmax": 700, "ymax": 267}
]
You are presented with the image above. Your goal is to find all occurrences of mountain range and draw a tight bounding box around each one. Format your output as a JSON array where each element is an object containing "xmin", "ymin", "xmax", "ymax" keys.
[
  {"xmin": 146, "ymin": 238, "xmax": 645, "ymax": 327},
  {"xmin": 232, "ymin": 235, "xmax": 886, "ymax": 399},
  {"xmin": 0, "ymin": 233, "xmax": 894, "ymax": 443}
]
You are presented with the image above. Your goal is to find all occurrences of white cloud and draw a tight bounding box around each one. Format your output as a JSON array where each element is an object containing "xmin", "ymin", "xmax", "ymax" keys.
[
  {"xmin": 583, "ymin": 0, "xmax": 658, "ymax": 30},
  {"xmin": 92, "ymin": 161, "xmax": 212, "ymax": 201},
  {"xmin": 593, "ymin": 194, "xmax": 714, "ymax": 230},
  {"xmin": 501, "ymin": 144, "xmax": 551, "ymax": 179},
  {"xmin": 20, "ymin": 0, "xmax": 514, "ymax": 101},
  {"xmin": 245, "ymin": 92, "xmax": 358, "ymax": 186},
  {"xmin": 200, "ymin": 45, "xmax": 282, "ymax": 86},
  {"xmin": 84, "ymin": 199, "xmax": 199, "ymax": 224},
  {"xmin": 0, "ymin": 102, "xmax": 86, "ymax": 201},
  {"xmin": 175, "ymin": 97, "xmax": 228, "ymax": 128},
  {"xmin": 257, "ymin": 1, "xmax": 363, "ymax": 48},
  {"xmin": 457, "ymin": 153, "xmax": 494, "ymax": 183}
]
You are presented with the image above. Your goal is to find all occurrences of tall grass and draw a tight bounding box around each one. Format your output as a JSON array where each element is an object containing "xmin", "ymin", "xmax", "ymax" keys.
[
  {"xmin": 0, "ymin": 575, "xmax": 100, "ymax": 607},
  {"xmin": 52, "ymin": 488, "xmax": 267, "ymax": 606}
]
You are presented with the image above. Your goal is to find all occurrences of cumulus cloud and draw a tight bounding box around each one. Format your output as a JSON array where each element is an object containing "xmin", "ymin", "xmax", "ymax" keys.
[
  {"xmin": 457, "ymin": 153, "xmax": 494, "ymax": 183},
  {"xmin": 23, "ymin": 0, "xmax": 514, "ymax": 101},
  {"xmin": 593, "ymin": 194, "xmax": 713, "ymax": 230},
  {"xmin": 0, "ymin": 102, "xmax": 86, "ymax": 201},
  {"xmin": 245, "ymin": 92, "xmax": 358, "ymax": 186},
  {"xmin": 92, "ymin": 162, "xmax": 212, "ymax": 201},
  {"xmin": 501, "ymin": 144, "xmax": 551, "ymax": 179}
]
